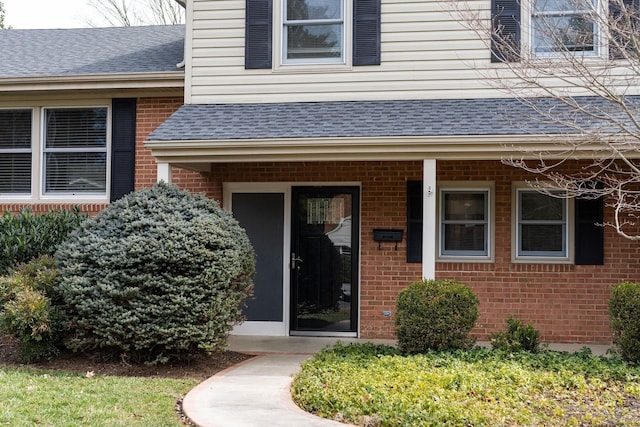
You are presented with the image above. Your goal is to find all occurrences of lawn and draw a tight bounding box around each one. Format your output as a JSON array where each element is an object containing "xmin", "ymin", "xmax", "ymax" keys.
[
  {"xmin": 0, "ymin": 366, "xmax": 197, "ymax": 426},
  {"xmin": 292, "ymin": 343, "xmax": 640, "ymax": 427}
]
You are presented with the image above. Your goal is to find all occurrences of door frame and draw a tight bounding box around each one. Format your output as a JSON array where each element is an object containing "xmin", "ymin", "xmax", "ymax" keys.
[{"xmin": 224, "ymin": 182, "xmax": 361, "ymax": 337}]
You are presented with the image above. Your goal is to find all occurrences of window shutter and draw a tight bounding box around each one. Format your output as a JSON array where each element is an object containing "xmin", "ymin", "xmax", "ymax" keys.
[
  {"xmin": 575, "ymin": 197, "xmax": 604, "ymax": 265},
  {"xmin": 491, "ymin": 0, "xmax": 521, "ymax": 62},
  {"xmin": 245, "ymin": 0, "xmax": 272, "ymax": 69},
  {"xmin": 610, "ymin": 0, "xmax": 640, "ymax": 59},
  {"xmin": 406, "ymin": 180, "xmax": 423, "ymax": 263},
  {"xmin": 353, "ymin": 0, "xmax": 381, "ymax": 66},
  {"xmin": 110, "ymin": 99, "xmax": 136, "ymax": 202}
]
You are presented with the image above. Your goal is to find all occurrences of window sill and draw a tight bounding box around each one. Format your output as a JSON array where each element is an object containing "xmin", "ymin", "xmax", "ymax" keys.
[
  {"xmin": 511, "ymin": 257, "xmax": 573, "ymax": 265},
  {"xmin": 437, "ymin": 256, "xmax": 494, "ymax": 264},
  {"xmin": 272, "ymin": 62, "xmax": 353, "ymax": 74}
]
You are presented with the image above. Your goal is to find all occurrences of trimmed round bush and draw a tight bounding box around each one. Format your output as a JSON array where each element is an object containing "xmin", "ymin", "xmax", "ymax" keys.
[
  {"xmin": 395, "ymin": 279, "xmax": 479, "ymax": 353},
  {"xmin": 609, "ymin": 282, "xmax": 640, "ymax": 363},
  {"xmin": 54, "ymin": 183, "xmax": 255, "ymax": 364}
]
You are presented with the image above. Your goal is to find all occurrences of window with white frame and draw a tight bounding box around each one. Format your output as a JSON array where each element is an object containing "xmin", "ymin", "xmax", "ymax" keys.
[
  {"xmin": 515, "ymin": 188, "xmax": 570, "ymax": 259},
  {"xmin": 0, "ymin": 109, "xmax": 32, "ymax": 196},
  {"xmin": 439, "ymin": 186, "xmax": 492, "ymax": 259},
  {"xmin": 531, "ymin": 0, "xmax": 599, "ymax": 55},
  {"xmin": 0, "ymin": 105, "xmax": 109, "ymax": 200},
  {"xmin": 43, "ymin": 107, "xmax": 108, "ymax": 195},
  {"xmin": 283, "ymin": 0, "xmax": 345, "ymax": 63}
]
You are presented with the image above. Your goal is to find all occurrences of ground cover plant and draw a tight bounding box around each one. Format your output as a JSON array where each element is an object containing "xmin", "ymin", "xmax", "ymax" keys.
[{"xmin": 292, "ymin": 343, "xmax": 640, "ymax": 426}]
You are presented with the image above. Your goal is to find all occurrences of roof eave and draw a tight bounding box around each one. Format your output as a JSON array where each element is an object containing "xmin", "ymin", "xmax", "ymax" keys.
[
  {"xmin": 0, "ymin": 71, "xmax": 185, "ymax": 92},
  {"xmin": 144, "ymin": 134, "xmax": 618, "ymax": 163}
]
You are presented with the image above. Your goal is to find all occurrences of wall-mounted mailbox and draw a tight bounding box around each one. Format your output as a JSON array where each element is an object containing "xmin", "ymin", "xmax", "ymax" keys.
[{"xmin": 373, "ymin": 229, "xmax": 403, "ymax": 250}]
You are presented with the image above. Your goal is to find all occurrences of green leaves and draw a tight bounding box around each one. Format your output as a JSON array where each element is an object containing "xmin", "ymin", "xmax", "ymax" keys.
[
  {"xmin": 610, "ymin": 282, "xmax": 640, "ymax": 363},
  {"xmin": 293, "ymin": 343, "xmax": 640, "ymax": 426},
  {"xmin": 54, "ymin": 183, "xmax": 256, "ymax": 364},
  {"xmin": 395, "ymin": 279, "xmax": 479, "ymax": 354}
]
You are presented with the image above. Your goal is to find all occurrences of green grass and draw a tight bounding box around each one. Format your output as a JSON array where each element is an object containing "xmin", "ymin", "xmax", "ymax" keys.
[
  {"xmin": 292, "ymin": 343, "xmax": 640, "ymax": 427},
  {"xmin": 0, "ymin": 366, "xmax": 197, "ymax": 426}
]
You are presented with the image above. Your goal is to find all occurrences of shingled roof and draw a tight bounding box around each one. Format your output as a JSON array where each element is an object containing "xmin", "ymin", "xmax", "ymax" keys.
[
  {"xmin": 0, "ymin": 25, "xmax": 184, "ymax": 78},
  {"xmin": 148, "ymin": 97, "xmax": 628, "ymax": 141}
]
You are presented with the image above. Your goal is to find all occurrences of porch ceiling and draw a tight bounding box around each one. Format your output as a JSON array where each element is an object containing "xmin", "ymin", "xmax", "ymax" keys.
[{"xmin": 145, "ymin": 97, "xmax": 639, "ymax": 163}]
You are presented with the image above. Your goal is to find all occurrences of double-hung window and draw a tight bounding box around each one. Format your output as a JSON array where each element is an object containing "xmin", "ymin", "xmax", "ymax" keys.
[
  {"xmin": 43, "ymin": 107, "xmax": 108, "ymax": 195},
  {"xmin": 283, "ymin": 0, "xmax": 345, "ymax": 63},
  {"xmin": 0, "ymin": 105, "xmax": 111, "ymax": 201},
  {"xmin": 0, "ymin": 109, "xmax": 32, "ymax": 196},
  {"xmin": 438, "ymin": 184, "xmax": 493, "ymax": 260},
  {"xmin": 531, "ymin": 0, "xmax": 599, "ymax": 55},
  {"xmin": 515, "ymin": 188, "xmax": 571, "ymax": 260}
]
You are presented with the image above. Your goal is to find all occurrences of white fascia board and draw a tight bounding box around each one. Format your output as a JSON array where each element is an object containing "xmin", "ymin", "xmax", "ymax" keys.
[
  {"xmin": 145, "ymin": 134, "xmax": 624, "ymax": 163},
  {"xmin": 0, "ymin": 72, "xmax": 185, "ymax": 92}
]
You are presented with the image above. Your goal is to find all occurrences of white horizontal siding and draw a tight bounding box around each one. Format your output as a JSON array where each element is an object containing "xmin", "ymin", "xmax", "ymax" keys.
[{"xmin": 186, "ymin": 0, "xmax": 514, "ymax": 103}]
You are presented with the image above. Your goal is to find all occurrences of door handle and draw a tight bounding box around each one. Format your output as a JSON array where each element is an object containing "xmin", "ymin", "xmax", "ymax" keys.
[{"xmin": 291, "ymin": 253, "xmax": 303, "ymax": 270}]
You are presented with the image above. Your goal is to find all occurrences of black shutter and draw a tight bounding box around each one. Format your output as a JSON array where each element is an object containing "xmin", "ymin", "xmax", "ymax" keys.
[
  {"xmin": 575, "ymin": 197, "xmax": 605, "ymax": 265},
  {"xmin": 407, "ymin": 180, "xmax": 423, "ymax": 263},
  {"xmin": 353, "ymin": 0, "xmax": 381, "ymax": 66},
  {"xmin": 610, "ymin": 0, "xmax": 639, "ymax": 59},
  {"xmin": 110, "ymin": 98, "xmax": 136, "ymax": 202},
  {"xmin": 245, "ymin": 0, "xmax": 272, "ymax": 69},
  {"xmin": 491, "ymin": 0, "xmax": 521, "ymax": 62}
]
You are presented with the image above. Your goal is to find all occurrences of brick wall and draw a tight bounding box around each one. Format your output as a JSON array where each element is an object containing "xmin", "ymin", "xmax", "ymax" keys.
[{"xmin": 198, "ymin": 160, "xmax": 639, "ymax": 344}]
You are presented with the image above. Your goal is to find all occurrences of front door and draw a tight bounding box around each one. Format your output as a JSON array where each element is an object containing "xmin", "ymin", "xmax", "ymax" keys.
[{"xmin": 290, "ymin": 186, "xmax": 359, "ymax": 335}]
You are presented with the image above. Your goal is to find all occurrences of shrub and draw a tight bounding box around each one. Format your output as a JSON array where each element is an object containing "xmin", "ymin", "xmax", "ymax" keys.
[
  {"xmin": 0, "ymin": 207, "xmax": 86, "ymax": 275},
  {"xmin": 395, "ymin": 279, "xmax": 479, "ymax": 353},
  {"xmin": 55, "ymin": 183, "xmax": 256, "ymax": 364},
  {"xmin": 490, "ymin": 316, "xmax": 540, "ymax": 353},
  {"xmin": 609, "ymin": 281, "xmax": 640, "ymax": 363},
  {"xmin": 0, "ymin": 256, "xmax": 60, "ymax": 362}
]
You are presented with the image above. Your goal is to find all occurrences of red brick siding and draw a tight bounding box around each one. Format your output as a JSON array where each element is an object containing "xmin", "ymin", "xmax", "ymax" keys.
[{"xmin": 196, "ymin": 160, "xmax": 638, "ymax": 344}]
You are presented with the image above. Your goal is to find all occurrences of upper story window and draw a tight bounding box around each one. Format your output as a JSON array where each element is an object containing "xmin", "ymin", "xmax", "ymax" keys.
[
  {"xmin": 531, "ymin": 0, "xmax": 599, "ymax": 55},
  {"xmin": 245, "ymin": 0, "xmax": 380, "ymax": 70},
  {"xmin": 514, "ymin": 187, "xmax": 572, "ymax": 261},
  {"xmin": 283, "ymin": 0, "xmax": 345, "ymax": 64}
]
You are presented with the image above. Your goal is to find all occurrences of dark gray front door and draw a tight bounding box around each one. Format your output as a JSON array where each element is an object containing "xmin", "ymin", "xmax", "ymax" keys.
[{"xmin": 290, "ymin": 186, "xmax": 359, "ymax": 333}]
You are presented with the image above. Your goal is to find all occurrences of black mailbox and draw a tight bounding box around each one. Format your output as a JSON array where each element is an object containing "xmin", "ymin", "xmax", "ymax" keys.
[{"xmin": 373, "ymin": 229, "xmax": 403, "ymax": 250}]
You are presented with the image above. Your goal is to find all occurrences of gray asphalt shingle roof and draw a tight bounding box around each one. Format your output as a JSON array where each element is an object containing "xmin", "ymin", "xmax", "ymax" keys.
[
  {"xmin": 0, "ymin": 25, "xmax": 184, "ymax": 78},
  {"xmin": 148, "ymin": 97, "xmax": 627, "ymax": 141}
]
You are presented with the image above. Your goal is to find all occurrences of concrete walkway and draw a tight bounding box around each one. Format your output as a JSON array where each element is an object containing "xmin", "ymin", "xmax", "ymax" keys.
[{"xmin": 181, "ymin": 336, "xmax": 611, "ymax": 427}]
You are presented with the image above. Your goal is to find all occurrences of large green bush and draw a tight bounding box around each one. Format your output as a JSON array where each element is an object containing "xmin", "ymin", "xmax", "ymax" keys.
[
  {"xmin": 54, "ymin": 183, "xmax": 255, "ymax": 364},
  {"xmin": 395, "ymin": 279, "xmax": 479, "ymax": 353},
  {"xmin": 0, "ymin": 207, "xmax": 85, "ymax": 275},
  {"xmin": 609, "ymin": 282, "xmax": 640, "ymax": 363},
  {"xmin": 0, "ymin": 256, "xmax": 60, "ymax": 362}
]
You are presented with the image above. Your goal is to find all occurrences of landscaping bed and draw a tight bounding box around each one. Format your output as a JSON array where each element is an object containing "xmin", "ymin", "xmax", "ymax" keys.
[{"xmin": 293, "ymin": 343, "xmax": 640, "ymax": 427}]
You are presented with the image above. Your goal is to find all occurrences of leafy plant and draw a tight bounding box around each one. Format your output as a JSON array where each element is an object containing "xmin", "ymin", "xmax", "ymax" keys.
[
  {"xmin": 490, "ymin": 316, "xmax": 540, "ymax": 353},
  {"xmin": 0, "ymin": 207, "xmax": 86, "ymax": 275},
  {"xmin": 292, "ymin": 343, "xmax": 640, "ymax": 426},
  {"xmin": 609, "ymin": 281, "xmax": 640, "ymax": 363},
  {"xmin": 0, "ymin": 256, "xmax": 60, "ymax": 362},
  {"xmin": 395, "ymin": 279, "xmax": 479, "ymax": 353},
  {"xmin": 54, "ymin": 183, "xmax": 256, "ymax": 364}
]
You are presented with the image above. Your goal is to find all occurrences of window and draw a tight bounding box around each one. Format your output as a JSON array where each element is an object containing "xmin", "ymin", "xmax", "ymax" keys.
[
  {"xmin": 438, "ymin": 185, "xmax": 492, "ymax": 259},
  {"xmin": 0, "ymin": 109, "xmax": 32, "ymax": 196},
  {"xmin": 43, "ymin": 108, "xmax": 108, "ymax": 195},
  {"xmin": 531, "ymin": 0, "xmax": 598, "ymax": 55},
  {"xmin": 515, "ymin": 188, "xmax": 571, "ymax": 259},
  {"xmin": 245, "ymin": 0, "xmax": 381, "ymax": 69},
  {"xmin": 0, "ymin": 104, "xmax": 120, "ymax": 202},
  {"xmin": 283, "ymin": 0, "xmax": 344, "ymax": 63}
]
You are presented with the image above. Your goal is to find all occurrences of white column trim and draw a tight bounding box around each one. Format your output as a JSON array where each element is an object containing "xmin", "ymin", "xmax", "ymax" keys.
[
  {"xmin": 422, "ymin": 159, "xmax": 437, "ymax": 279},
  {"xmin": 157, "ymin": 162, "xmax": 172, "ymax": 183}
]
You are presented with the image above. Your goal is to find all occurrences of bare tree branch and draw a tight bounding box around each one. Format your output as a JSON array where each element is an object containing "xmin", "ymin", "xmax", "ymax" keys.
[
  {"xmin": 87, "ymin": 0, "xmax": 184, "ymax": 27},
  {"xmin": 450, "ymin": 0, "xmax": 640, "ymax": 239}
]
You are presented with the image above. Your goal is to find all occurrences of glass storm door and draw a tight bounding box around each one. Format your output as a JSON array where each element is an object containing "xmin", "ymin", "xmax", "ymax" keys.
[{"xmin": 290, "ymin": 186, "xmax": 359, "ymax": 335}]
